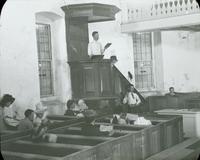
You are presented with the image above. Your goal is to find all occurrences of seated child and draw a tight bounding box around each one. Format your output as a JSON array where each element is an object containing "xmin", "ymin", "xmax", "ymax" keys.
[
  {"xmin": 18, "ymin": 109, "xmax": 34, "ymax": 131},
  {"xmin": 77, "ymin": 99, "xmax": 88, "ymax": 111},
  {"xmin": 64, "ymin": 100, "xmax": 76, "ymax": 116},
  {"xmin": 34, "ymin": 102, "xmax": 48, "ymax": 127},
  {"xmin": 31, "ymin": 118, "xmax": 57, "ymax": 143}
]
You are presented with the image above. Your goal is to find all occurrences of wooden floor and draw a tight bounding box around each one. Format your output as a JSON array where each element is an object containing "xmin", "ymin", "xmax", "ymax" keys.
[{"xmin": 146, "ymin": 137, "xmax": 200, "ymax": 160}]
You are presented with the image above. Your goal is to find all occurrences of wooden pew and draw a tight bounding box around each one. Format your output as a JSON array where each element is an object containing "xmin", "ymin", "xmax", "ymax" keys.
[
  {"xmin": 146, "ymin": 137, "xmax": 200, "ymax": 160},
  {"xmin": 16, "ymin": 140, "xmax": 91, "ymax": 150},
  {"xmin": 1, "ymin": 114, "xmax": 184, "ymax": 160},
  {"xmin": 2, "ymin": 151, "xmax": 60, "ymax": 160}
]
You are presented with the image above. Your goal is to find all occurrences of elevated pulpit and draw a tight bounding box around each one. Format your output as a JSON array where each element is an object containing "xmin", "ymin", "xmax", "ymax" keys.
[{"xmin": 61, "ymin": 3, "xmax": 121, "ymax": 100}]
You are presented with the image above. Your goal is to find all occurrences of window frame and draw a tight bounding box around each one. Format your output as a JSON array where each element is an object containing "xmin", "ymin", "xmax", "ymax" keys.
[
  {"xmin": 36, "ymin": 23, "xmax": 54, "ymax": 97},
  {"xmin": 133, "ymin": 32, "xmax": 156, "ymax": 91}
]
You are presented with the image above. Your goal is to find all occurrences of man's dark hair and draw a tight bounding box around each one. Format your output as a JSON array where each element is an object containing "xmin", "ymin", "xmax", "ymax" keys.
[
  {"xmin": 169, "ymin": 87, "xmax": 174, "ymax": 90},
  {"xmin": 67, "ymin": 99, "xmax": 74, "ymax": 109},
  {"xmin": 126, "ymin": 84, "xmax": 134, "ymax": 92},
  {"xmin": 92, "ymin": 31, "xmax": 98, "ymax": 37},
  {"xmin": 0, "ymin": 94, "xmax": 15, "ymax": 107},
  {"xmin": 24, "ymin": 109, "xmax": 34, "ymax": 118}
]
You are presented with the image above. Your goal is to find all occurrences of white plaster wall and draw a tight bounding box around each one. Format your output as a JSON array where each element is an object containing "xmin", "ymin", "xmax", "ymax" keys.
[
  {"xmin": 50, "ymin": 19, "xmax": 72, "ymax": 102},
  {"xmin": 0, "ymin": 0, "xmax": 71, "ymax": 115},
  {"xmin": 0, "ymin": 1, "xmax": 40, "ymax": 112},
  {"xmin": 162, "ymin": 31, "xmax": 200, "ymax": 92}
]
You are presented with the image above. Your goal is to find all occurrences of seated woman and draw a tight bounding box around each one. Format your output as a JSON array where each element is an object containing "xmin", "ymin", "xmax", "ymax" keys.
[
  {"xmin": 0, "ymin": 94, "xmax": 18, "ymax": 132},
  {"xmin": 64, "ymin": 99, "xmax": 76, "ymax": 116}
]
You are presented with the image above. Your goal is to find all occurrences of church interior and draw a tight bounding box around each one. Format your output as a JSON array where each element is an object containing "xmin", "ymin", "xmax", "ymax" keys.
[{"xmin": 1, "ymin": 0, "xmax": 200, "ymax": 159}]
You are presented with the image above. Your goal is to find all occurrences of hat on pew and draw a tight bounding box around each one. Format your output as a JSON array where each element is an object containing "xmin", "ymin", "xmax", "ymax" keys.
[{"xmin": 83, "ymin": 109, "xmax": 97, "ymax": 118}]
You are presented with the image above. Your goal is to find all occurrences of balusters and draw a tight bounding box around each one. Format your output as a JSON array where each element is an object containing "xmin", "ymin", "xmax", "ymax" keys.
[
  {"xmin": 125, "ymin": 0, "xmax": 200, "ymax": 23},
  {"xmin": 193, "ymin": 0, "xmax": 200, "ymax": 12},
  {"xmin": 172, "ymin": 0, "xmax": 178, "ymax": 16},
  {"xmin": 146, "ymin": 5, "xmax": 153, "ymax": 19},
  {"xmin": 174, "ymin": 0, "xmax": 179, "ymax": 14},
  {"xmin": 187, "ymin": 0, "xmax": 194, "ymax": 13},
  {"xmin": 160, "ymin": 1, "xmax": 164, "ymax": 15},
  {"xmin": 164, "ymin": 0, "xmax": 169, "ymax": 15},
  {"xmin": 127, "ymin": 9, "xmax": 131, "ymax": 21},
  {"xmin": 181, "ymin": 0, "xmax": 188, "ymax": 14},
  {"xmin": 151, "ymin": 3, "xmax": 158, "ymax": 17}
]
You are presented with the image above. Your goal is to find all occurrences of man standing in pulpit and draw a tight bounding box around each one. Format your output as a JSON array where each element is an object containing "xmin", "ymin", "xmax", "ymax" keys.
[{"xmin": 88, "ymin": 31, "xmax": 111, "ymax": 60}]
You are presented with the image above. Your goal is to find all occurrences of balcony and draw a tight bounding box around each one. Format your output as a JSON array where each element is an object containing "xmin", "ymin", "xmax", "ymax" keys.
[{"xmin": 121, "ymin": 0, "xmax": 200, "ymax": 33}]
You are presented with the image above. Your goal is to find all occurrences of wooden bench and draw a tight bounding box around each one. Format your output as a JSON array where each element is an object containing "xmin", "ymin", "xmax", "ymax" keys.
[{"xmin": 146, "ymin": 137, "xmax": 200, "ymax": 160}]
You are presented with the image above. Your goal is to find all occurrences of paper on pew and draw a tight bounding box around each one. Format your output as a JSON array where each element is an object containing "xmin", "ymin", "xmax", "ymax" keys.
[
  {"xmin": 134, "ymin": 117, "xmax": 152, "ymax": 125},
  {"xmin": 126, "ymin": 113, "xmax": 139, "ymax": 121},
  {"xmin": 100, "ymin": 125, "xmax": 113, "ymax": 132}
]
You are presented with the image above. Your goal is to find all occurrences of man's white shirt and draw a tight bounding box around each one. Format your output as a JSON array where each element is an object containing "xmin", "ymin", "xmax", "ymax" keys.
[
  {"xmin": 123, "ymin": 92, "xmax": 141, "ymax": 106},
  {"xmin": 88, "ymin": 40, "xmax": 103, "ymax": 57}
]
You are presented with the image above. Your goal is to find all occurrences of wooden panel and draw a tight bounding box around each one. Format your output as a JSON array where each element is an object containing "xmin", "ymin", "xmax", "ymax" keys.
[
  {"xmin": 2, "ymin": 142, "xmax": 79, "ymax": 157},
  {"xmin": 62, "ymin": 3, "xmax": 120, "ymax": 23},
  {"xmin": 166, "ymin": 124, "xmax": 173, "ymax": 148},
  {"xmin": 132, "ymin": 131, "xmax": 147, "ymax": 160},
  {"xmin": 99, "ymin": 64, "xmax": 112, "ymax": 96},
  {"xmin": 112, "ymin": 143, "xmax": 121, "ymax": 160},
  {"xmin": 119, "ymin": 135, "xmax": 133, "ymax": 160},
  {"xmin": 65, "ymin": 147, "xmax": 97, "ymax": 160},
  {"xmin": 149, "ymin": 129, "xmax": 161, "ymax": 155},
  {"xmin": 96, "ymin": 141, "xmax": 112, "ymax": 160},
  {"xmin": 83, "ymin": 64, "xmax": 99, "ymax": 97},
  {"xmin": 66, "ymin": 20, "xmax": 89, "ymax": 62},
  {"xmin": 70, "ymin": 65, "xmax": 83, "ymax": 98}
]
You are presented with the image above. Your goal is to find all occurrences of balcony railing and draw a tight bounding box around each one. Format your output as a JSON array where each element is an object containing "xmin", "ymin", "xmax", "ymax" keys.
[{"xmin": 125, "ymin": 0, "xmax": 200, "ymax": 23}]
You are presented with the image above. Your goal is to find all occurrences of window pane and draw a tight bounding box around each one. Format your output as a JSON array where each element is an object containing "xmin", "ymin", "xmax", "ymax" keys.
[
  {"xmin": 132, "ymin": 32, "xmax": 154, "ymax": 89},
  {"xmin": 36, "ymin": 24, "xmax": 52, "ymax": 59},
  {"xmin": 36, "ymin": 24, "xmax": 53, "ymax": 96}
]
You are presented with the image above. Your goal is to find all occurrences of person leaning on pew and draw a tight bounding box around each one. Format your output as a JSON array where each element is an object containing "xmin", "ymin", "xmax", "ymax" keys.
[
  {"xmin": 0, "ymin": 94, "xmax": 19, "ymax": 132},
  {"xmin": 123, "ymin": 84, "xmax": 141, "ymax": 113}
]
